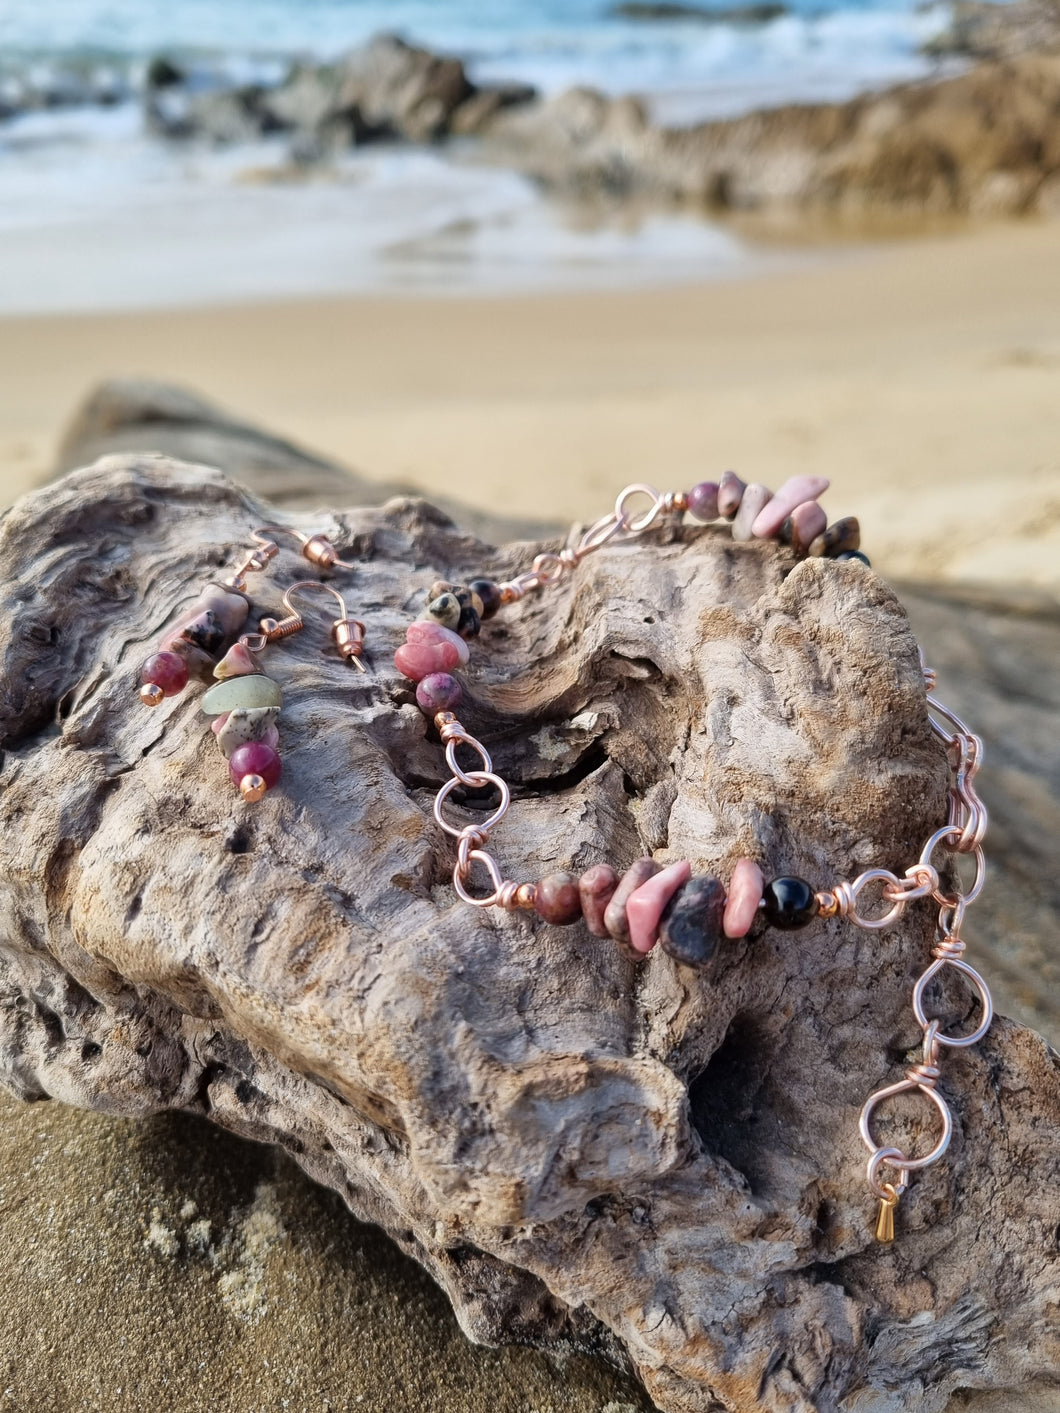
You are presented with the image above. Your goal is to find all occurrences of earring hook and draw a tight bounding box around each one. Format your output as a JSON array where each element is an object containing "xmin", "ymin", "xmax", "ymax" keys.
[
  {"xmin": 252, "ymin": 525, "xmax": 357, "ymax": 572},
  {"xmin": 283, "ymin": 580, "xmax": 367, "ymax": 672}
]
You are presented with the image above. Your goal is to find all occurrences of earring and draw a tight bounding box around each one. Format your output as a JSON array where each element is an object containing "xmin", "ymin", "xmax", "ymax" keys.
[
  {"xmin": 137, "ymin": 526, "xmax": 355, "ymax": 707},
  {"xmin": 199, "ymin": 580, "xmax": 368, "ymax": 803}
]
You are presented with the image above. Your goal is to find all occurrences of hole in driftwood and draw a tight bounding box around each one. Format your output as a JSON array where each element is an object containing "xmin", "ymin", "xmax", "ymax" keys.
[{"xmin": 688, "ymin": 1012, "xmax": 772, "ymax": 1195}]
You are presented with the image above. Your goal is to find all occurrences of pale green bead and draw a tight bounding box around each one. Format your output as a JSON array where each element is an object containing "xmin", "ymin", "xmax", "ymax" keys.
[{"xmin": 200, "ymin": 674, "xmax": 282, "ymax": 716}]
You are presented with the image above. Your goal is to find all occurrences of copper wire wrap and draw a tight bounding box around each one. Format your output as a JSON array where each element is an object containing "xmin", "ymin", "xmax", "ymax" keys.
[{"xmin": 853, "ymin": 659, "xmax": 993, "ymax": 1233}]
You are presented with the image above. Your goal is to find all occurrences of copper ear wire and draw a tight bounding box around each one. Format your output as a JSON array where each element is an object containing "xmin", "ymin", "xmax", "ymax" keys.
[
  {"xmin": 278, "ymin": 580, "xmax": 368, "ymax": 672},
  {"xmin": 251, "ymin": 526, "xmax": 357, "ymax": 572}
]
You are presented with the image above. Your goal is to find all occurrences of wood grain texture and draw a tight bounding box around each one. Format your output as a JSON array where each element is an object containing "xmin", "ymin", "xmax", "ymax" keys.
[{"xmin": 1, "ymin": 454, "xmax": 1058, "ymax": 1413}]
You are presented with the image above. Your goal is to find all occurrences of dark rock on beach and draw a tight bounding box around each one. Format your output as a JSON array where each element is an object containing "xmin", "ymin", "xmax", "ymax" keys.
[
  {"xmin": 612, "ymin": 1, "xmax": 788, "ymax": 22},
  {"xmin": 144, "ymin": 34, "xmax": 538, "ymax": 149}
]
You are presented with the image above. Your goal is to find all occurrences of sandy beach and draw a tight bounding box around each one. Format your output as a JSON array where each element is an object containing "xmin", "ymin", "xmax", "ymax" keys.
[{"xmin": 1, "ymin": 216, "xmax": 1058, "ymax": 587}]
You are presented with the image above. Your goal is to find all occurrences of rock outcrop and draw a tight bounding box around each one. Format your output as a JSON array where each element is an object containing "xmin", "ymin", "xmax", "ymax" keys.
[
  {"xmin": 922, "ymin": 0, "xmax": 1060, "ymax": 59},
  {"xmin": 137, "ymin": 29, "xmax": 1060, "ymax": 219},
  {"xmin": 482, "ymin": 52, "xmax": 1060, "ymax": 218},
  {"xmin": 144, "ymin": 34, "xmax": 536, "ymax": 150},
  {"xmin": 1, "ymin": 456, "xmax": 1058, "ymax": 1413}
]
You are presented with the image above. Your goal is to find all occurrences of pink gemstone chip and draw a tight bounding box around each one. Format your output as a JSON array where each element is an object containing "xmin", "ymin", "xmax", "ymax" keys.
[
  {"xmin": 407, "ymin": 620, "xmax": 470, "ymax": 666},
  {"xmin": 731, "ymin": 483, "xmax": 773, "ymax": 542},
  {"xmin": 717, "ymin": 470, "xmax": 747, "ymax": 519},
  {"xmin": 394, "ymin": 639, "xmax": 463, "ymax": 682},
  {"xmin": 723, "ymin": 857, "xmax": 765, "ymax": 938},
  {"xmin": 751, "ymin": 475, "xmax": 830, "ymax": 539},
  {"xmin": 213, "ymin": 641, "xmax": 261, "ymax": 679},
  {"xmin": 625, "ymin": 859, "xmax": 692, "ymax": 955},
  {"xmin": 789, "ymin": 500, "xmax": 828, "ymax": 554}
]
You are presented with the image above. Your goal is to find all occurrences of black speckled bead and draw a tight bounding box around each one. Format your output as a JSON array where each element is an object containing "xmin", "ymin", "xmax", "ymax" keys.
[
  {"xmin": 173, "ymin": 609, "xmax": 226, "ymax": 655},
  {"xmin": 469, "ymin": 578, "xmax": 502, "ymax": 620},
  {"xmin": 658, "ymin": 875, "xmax": 726, "ymax": 969},
  {"xmin": 456, "ymin": 604, "xmax": 481, "ymax": 639},
  {"xmin": 761, "ymin": 877, "xmax": 818, "ymax": 929},
  {"xmin": 835, "ymin": 550, "xmax": 871, "ymax": 567},
  {"xmin": 425, "ymin": 592, "xmax": 462, "ymax": 631}
]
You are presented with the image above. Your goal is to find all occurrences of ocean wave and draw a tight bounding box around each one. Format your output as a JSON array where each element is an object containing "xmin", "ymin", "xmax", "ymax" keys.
[{"xmin": 0, "ymin": 0, "xmax": 952, "ymax": 121}]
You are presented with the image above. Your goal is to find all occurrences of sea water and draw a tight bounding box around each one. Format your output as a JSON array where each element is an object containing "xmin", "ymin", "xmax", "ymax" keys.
[{"xmin": 0, "ymin": 0, "xmax": 957, "ymax": 312}]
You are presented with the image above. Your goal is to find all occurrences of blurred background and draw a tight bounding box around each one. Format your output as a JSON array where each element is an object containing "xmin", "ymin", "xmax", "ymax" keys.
[
  {"xmin": 1, "ymin": 3, "xmax": 1058, "ymax": 1411},
  {"xmin": 0, "ymin": 0, "xmax": 1057, "ymax": 582}
]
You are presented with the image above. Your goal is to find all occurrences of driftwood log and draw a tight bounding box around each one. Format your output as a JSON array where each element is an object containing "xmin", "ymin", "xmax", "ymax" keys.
[{"xmin": 0, "ymin": 456, "xmax": 1057, "ymax": 1413}]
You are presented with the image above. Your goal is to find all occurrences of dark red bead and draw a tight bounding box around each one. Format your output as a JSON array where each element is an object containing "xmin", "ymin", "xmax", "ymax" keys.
[
  {"xmin": 228, "ymin": 741, "xmax": 282, "ymax": 791},
  {"xmin": 141, "ymin": 651, "xmax": 188, "ymax": 697},
  {"xmin": 534, "ymin": 871, "xmax": 583, "ymax": 926}
]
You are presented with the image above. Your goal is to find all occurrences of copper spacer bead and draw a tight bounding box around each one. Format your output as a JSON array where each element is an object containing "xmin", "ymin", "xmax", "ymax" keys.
[
  {"xmin": 140, "ymin": 683, "xmax": 164, "ymax": 707},
  {"xmin": 302, "ymin": 534, "xmax": 337, "ymax": 568},
  {"xmin": 434, "ymin": 710, "xmax": 458, "ymax": 730},
  {"xmin": 223, "ymin": 574, "xmax": 248, "ymax": 593},
  {"xmin": 672, "ymin": 491, "xmax": 690, "ymax": 512},
  {"xmin": 815, "ymin": 890, "xmax": 840, "ymax": 918},
  {"xmin": 499, "ymin": 585, "xmax": 517, "ymax": 606},
  {"xmin": 258, "ymin": 616, "xmax": 280, "ymax": 637},
  {"xmin": 515, "ymin": 883, "xmax": 537, "ymax": 910},
  {"xmin": 239, "ymin": 773, "xmax": 267, "ymax": 803}
]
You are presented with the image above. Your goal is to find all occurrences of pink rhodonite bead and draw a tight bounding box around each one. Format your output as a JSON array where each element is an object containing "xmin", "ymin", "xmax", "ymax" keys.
[
  {"xmin": 723, "ymin": 857, "xmax": 765, "ymax": 938},
  {"xmin": 406, "ymin": 621, "xmax": 470, "ymax": 665},
  {"xmin": 625, "ymin": 859, "xmax": 692, "ymax": 955},
  {"xmin": 395, "ymin": 639, "xmax": 463, "ymax": 681},
  {"xmin": 751, "ymin": 475, "xmax": 829, "ymax": 539},
  {"xmin": 141, "ymin": 651, "xmax": 189, "ymax": 696}
]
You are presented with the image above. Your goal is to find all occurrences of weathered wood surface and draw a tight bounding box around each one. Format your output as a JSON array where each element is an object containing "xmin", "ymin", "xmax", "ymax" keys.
[{"xmin": 0, "ymin": 455, "xmax": 1058, "ymax": 1413}]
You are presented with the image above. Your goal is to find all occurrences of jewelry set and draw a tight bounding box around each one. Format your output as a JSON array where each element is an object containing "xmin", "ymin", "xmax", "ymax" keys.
[{"xmin": 136, "ymin": 473, "xmax": 993, "ymax": 1244}]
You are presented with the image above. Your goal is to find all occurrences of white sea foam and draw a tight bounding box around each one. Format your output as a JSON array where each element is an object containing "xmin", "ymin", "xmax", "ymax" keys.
[{"xmin": 0, "ymin": 0, "xmax": 953, "ymax": 311}]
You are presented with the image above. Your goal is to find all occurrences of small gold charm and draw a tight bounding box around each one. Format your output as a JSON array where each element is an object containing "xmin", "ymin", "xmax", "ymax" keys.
[{"xmin": 875, "ymin": 1183, "xmax": 899, "ymax": 1243}]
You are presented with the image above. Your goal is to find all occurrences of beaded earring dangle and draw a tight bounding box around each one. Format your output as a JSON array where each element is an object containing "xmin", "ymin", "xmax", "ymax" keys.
[
  {"xmin": 200, "ymin": 580, "xmax": 368, "ymax": 803},
  {"xmin": 137, "ymin": 525, "xmax": 357, "ymax": 709}
]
